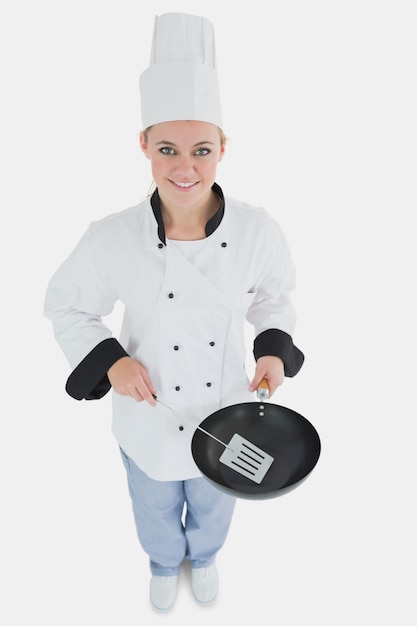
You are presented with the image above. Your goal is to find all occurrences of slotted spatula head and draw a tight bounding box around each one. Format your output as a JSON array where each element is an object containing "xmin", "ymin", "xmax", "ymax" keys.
[{"xmin": 219, "ymin": 433, "xmax": 274, "ymax": 484}]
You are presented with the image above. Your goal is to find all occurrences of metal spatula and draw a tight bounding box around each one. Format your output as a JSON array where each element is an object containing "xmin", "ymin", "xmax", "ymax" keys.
[
  {"xmin": 154, "ymin": 379, "xmax": 274, "ymax": 484},
  {"xmin": 218, "ymin": 433, "xmax": 274, "ymax": 483}
]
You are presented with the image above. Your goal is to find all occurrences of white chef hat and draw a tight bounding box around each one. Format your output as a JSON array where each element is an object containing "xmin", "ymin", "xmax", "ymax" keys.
[{"xmin": 139, "ymin": 12, "xmax": 222, "ymax": 130}]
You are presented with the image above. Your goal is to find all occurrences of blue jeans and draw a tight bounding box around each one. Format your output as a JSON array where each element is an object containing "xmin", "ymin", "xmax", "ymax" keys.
[{"xmin": 120, "ymin": 448, "xmax": 236, "ymax": 576}]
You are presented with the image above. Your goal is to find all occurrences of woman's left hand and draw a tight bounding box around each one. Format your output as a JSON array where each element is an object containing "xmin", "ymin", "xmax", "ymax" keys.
[{"xmin": 248, "ymin": 356, "xmax": 285, "ymax": 397}]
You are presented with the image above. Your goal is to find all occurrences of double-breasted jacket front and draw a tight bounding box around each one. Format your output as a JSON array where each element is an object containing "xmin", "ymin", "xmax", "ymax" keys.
[{"xmin": 44, "ymin": 185, "xmax": 304, "ymax": 480}]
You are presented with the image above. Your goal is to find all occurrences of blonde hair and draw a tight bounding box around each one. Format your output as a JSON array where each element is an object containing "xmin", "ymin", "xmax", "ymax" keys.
[{"xmin": 142, "ymin": 125, "xmax": 227, "ymax": 146}]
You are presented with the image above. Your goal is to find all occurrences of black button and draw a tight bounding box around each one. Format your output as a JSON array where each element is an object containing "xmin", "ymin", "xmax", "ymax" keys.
[
  {"xmin": 206, "ymin": 382, "xmax": 212, "ymax": 387},
  {"xmin": 173, "ymin": 345, "xmax": 179, "ymax": 351},
  {"xmin": 221, "ymin": 242, "xmax": 227, "ymax": 248},
  {"xmin": 209, "ymin": 341, "xmax": 215, "ymax": 347},
  {"xmin": 168, "ymin": 292, "xmax": 174, "ymax": 299},
  {"xmin": 158, "ymin": 243, "xmax": 164, "ymax": 249},
  {"xmin": 179, "ymin": 426, "xmax": 184, "ymax": 431},
  {"xmin": 175, "ymin": 386, "xmax": 181, "ymax": 391}
]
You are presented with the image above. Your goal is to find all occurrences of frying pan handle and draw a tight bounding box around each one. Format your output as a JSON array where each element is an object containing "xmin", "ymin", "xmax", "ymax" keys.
[{"xmin": 256, "ymin": 378, "xmax": 270, "ymax": 401}]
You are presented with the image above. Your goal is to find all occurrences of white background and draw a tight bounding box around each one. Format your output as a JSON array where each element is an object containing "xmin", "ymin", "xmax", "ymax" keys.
[{"xmin": 2, "ymin": 0, "xmax": 416, "ymax": 624}]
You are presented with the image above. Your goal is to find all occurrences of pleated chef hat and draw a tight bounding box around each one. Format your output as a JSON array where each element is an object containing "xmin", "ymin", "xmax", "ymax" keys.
[{"xmin": 139, "ymin": 13, "xmax": 222, "ymax": 129}]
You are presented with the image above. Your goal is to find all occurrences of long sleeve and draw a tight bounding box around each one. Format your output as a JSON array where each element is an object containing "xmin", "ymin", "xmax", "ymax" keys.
[
  {"xmin": 246, "ymin": 220, "xmax": 304, "ymax": 376},
  {"xmin": 44, "ymin": 225, "xmax": 127, "ymax": 399}
]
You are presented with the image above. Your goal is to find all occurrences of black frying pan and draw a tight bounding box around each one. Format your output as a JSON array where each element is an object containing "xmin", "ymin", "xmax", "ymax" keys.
[{"xmin": 191, "ymin": 400, "xmax": 321, "ymax": 500}]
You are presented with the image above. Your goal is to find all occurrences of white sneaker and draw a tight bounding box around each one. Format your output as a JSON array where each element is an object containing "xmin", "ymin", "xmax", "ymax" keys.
[
  {"xmin": 191, "ymin": 563, "xmax": 219, "ymax": 605},
  {"xmin": 150, "ymin": 575, "xmax": 178, "ymax": 611}
]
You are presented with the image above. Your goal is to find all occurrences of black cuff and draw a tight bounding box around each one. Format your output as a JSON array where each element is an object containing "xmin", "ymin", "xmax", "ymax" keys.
[
  {"xmin": 66, "ymin": 338, "xmax": 129, "ymax": 400},
  {"xmin": 253, "ymin": 329, "xmax": 304, "ymax": 377}
]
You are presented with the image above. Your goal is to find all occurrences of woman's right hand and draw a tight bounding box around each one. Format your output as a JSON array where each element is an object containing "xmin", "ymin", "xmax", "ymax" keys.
[{"xmin": 107, "ymin": 357, "xmax": 157, "ymax": 406}]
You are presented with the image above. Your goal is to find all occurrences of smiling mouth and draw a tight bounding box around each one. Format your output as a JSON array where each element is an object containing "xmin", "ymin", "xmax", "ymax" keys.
[{"xmin": 170, "ymin": 180, "xmax": 199, "ymax": 189}]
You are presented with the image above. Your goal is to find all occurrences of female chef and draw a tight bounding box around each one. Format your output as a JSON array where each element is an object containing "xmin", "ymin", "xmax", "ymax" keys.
[{"xmin": 44, "ymin": 13, "xmax": 304, "ymax": 612}]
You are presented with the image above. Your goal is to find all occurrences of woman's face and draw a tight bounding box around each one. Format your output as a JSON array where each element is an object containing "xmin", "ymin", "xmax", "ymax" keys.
[{"xmin": 140, "ymin": 120, "xmax": 225, "ymax": 211}]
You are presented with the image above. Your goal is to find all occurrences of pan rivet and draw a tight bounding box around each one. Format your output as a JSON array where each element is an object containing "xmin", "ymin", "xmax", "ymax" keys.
[
  {"xmin": 259, "ymin": 405, "xmax": 264, "ymax": 410},
  {"xmin": 259, "ymin": 411, "xmax": 264, "ymax": 416},
  {"xmin": 179, "ymin": 426, "xmax": 184, "ymax": 431}
]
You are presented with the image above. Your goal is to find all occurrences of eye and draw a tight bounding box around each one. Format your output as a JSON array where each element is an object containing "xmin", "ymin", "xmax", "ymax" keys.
[
  {"xmin": 195, "ymin": 148, "xmax": 210, "ymax": 156},
  {"xmin": 160, "ymin": 147, "xmax": 176, "ymax": 155}
]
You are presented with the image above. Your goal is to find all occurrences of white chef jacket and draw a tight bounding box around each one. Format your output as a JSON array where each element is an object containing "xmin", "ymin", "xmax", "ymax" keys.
[{"xmin": 44, "ymin": 184, "xmax": 304, "ymax": 480}]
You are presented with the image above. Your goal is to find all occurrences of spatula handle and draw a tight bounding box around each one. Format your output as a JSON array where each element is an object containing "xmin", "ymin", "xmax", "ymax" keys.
[{"xmin": 256, "ymin": 378, "xmax": 270, "ymax": 400}]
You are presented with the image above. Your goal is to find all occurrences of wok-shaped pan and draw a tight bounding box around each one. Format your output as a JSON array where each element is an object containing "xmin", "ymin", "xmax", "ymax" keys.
[{"xmin": 191, "ymin": 400, "xmax": 321, "ymax": 500}]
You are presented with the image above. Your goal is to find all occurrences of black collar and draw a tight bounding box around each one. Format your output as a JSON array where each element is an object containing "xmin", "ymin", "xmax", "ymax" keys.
[{"xmin": 150, "ymin": 183, "xmax": 225, "ymax": 245}]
